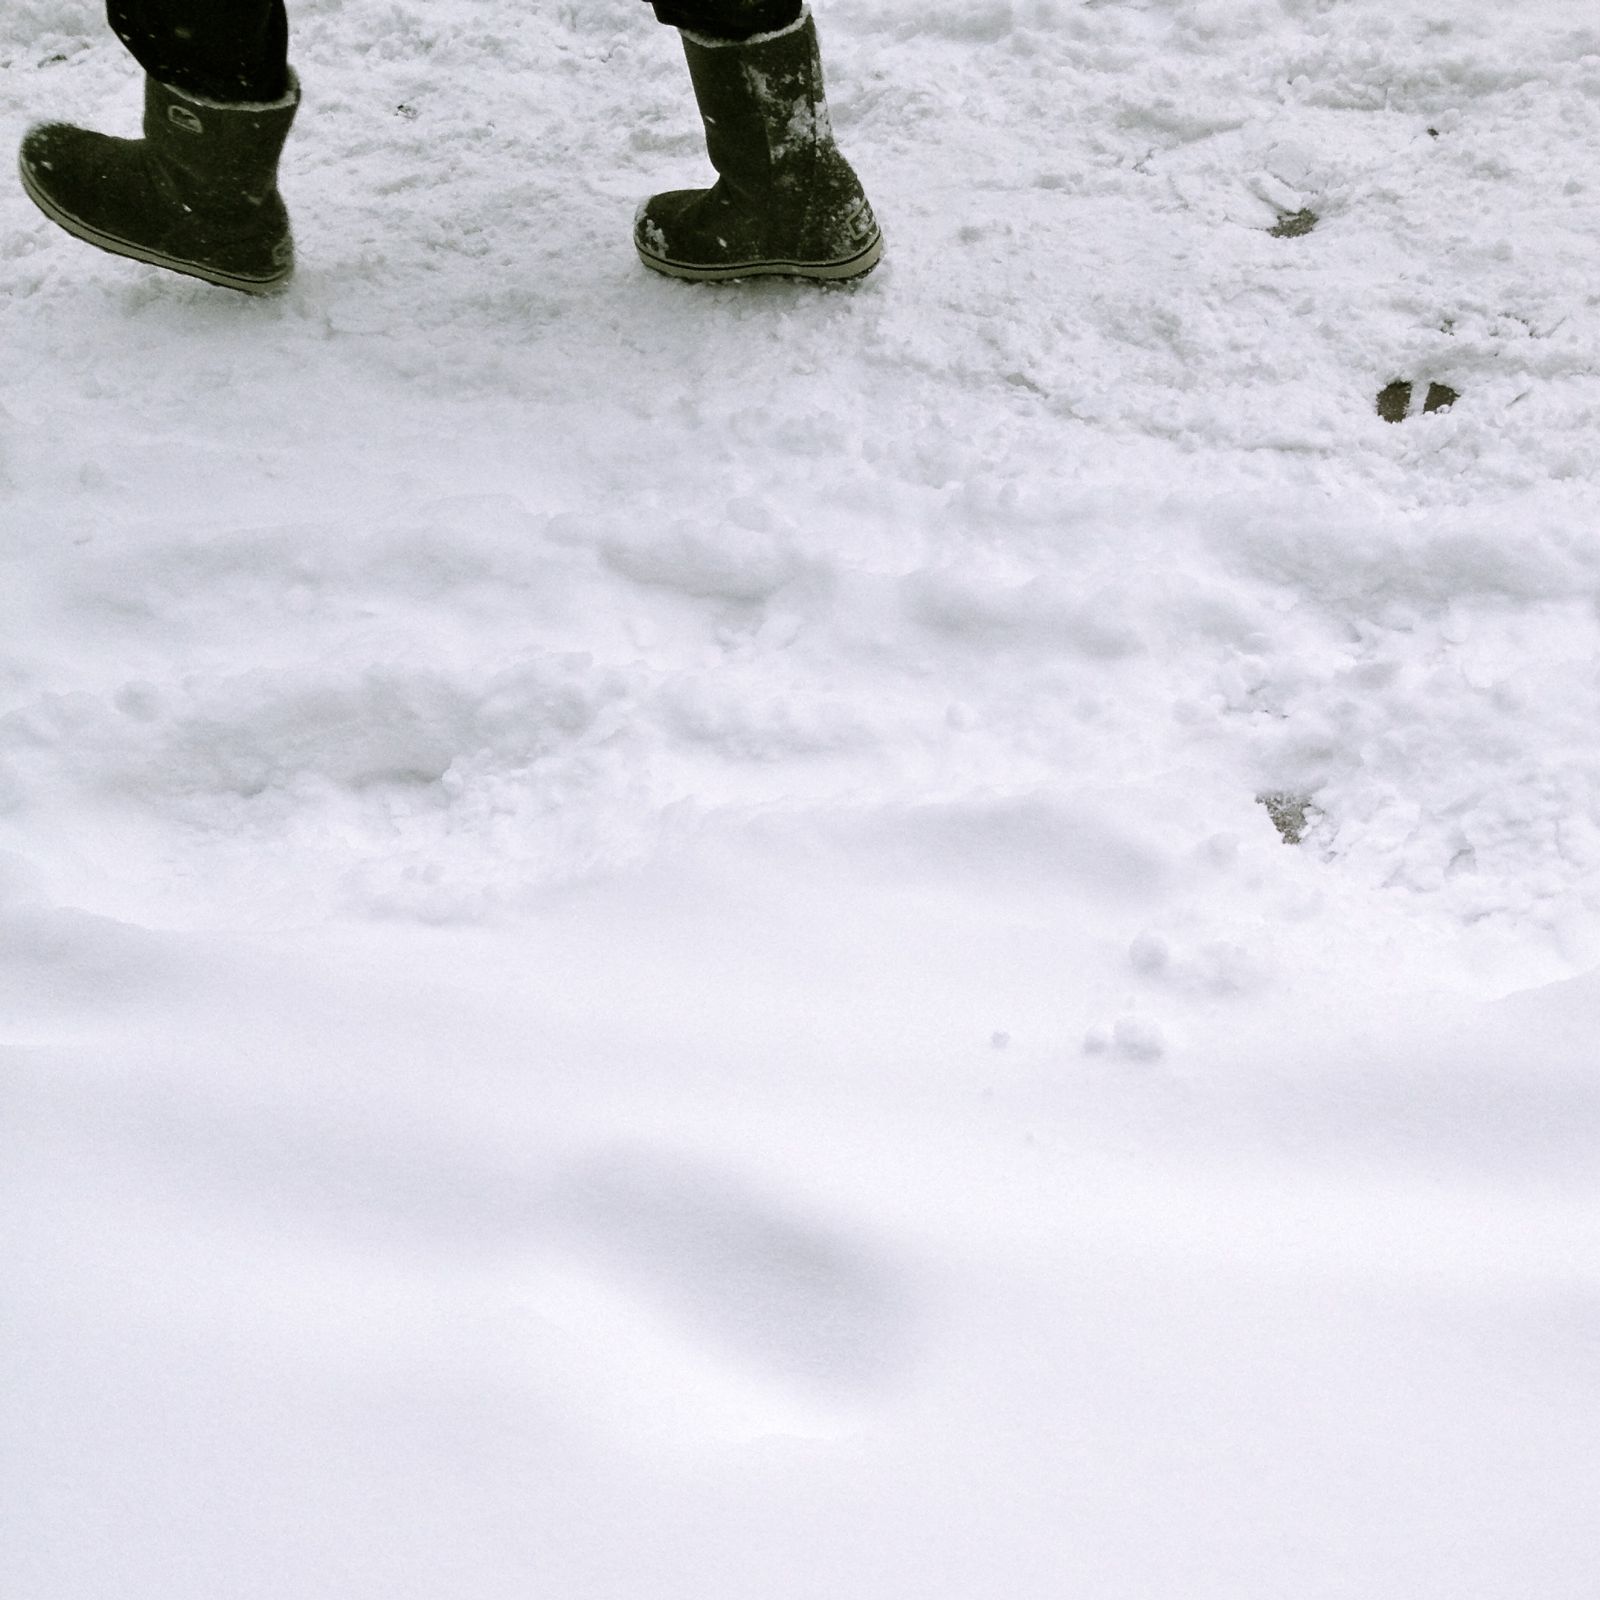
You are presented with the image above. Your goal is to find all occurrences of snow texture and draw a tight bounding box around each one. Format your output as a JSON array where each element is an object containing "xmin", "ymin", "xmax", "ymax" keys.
[{"xmin": 3, "ymin": 2, "xmax": 1599, "ymax": 1597}]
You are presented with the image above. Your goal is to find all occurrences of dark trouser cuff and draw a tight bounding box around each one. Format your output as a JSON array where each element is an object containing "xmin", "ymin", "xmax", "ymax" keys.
[
  {"xmin": 108, "ymin": 0, "xmax": 289, "ymax": 102},
  {"xmin": 644, "ymin": 0, "xmax": 802, "ymax": 41}
]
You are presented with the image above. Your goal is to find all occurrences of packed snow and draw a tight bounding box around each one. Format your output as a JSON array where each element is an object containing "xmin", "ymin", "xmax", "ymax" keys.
[{"xmin": 3, "ymin": 1, "xmax": 1598, "ymax": 1595}]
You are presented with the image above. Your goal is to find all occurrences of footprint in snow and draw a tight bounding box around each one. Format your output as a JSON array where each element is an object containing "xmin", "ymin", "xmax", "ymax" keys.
[{"xmin": 540, "ymin": 1147, "xmax": 914, "ymax": 1395}]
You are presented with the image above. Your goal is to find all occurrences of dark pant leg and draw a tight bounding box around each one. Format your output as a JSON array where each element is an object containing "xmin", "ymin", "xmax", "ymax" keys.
[
  {"xmin": 108, "ymin": 0, "xmax": 289, "ymax": 101},
  {"xmin": 644, "ymin": 0, "xmax": 803, "ymax": 41}
]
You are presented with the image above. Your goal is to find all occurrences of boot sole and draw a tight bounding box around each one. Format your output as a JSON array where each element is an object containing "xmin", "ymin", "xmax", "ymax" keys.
[
  {"xmin": 635, "ymin": 230, "xmax": 883, "ymax": 283},
  {"xmin": 18, "ymin": 155, "xmax": 292, "ymax": 295}
]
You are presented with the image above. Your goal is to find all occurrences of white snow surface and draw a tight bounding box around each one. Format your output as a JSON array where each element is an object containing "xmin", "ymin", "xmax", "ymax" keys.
[{"xmin": 4, "ymin": 1, "xmax": 1599, "ymax": 1594}]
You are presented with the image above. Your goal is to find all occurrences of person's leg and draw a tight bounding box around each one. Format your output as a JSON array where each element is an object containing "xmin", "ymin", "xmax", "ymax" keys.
[
  {"xmin": 634, "ymin": 2, "xmax": 882, "ymax": 281},
  {"xmin": 16, "ymin": 0, "xmax": 299, "ymax": 291},
  {"xmin": 108, "ymin": 0, "xmax": 289, "ymax": 102},
  {"xmin": 644, "ymin": 0, "xmax": 801, "ymax": 41}
]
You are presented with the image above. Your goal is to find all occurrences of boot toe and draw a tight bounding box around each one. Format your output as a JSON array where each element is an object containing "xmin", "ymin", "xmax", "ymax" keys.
[
  {"xmin": 632, "ymin": 194, "xmax": 677, "ymax": 264},
  {"xmin": 633, "ymin": 190, "xmax": 715, "ymax": 265},
  {"xmin": 17, "ymin": 123, "xmax": 114, "ymax": 239},
  {"xmin": 19, "ymin": 120, "xmax": 73, "ymax": 169},
  {"xmin": 19, "ymin": 122, "xmax": 100, "ymax": 197}
]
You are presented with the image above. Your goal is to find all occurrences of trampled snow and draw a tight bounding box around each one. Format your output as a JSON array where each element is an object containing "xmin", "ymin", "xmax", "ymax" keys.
[{"xmin": 3, "ymin": 2, "xmax": 1598, "ymax": 1595}]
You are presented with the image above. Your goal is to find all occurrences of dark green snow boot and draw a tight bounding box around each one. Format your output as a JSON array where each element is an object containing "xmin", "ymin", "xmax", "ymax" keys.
[
  {"xmin": 635, "ymin": 12, "xmax": 882, "ymax": 282},
  {"xmin": 18, "ymin": 71, "xmax": 299, "ymax": 294}
]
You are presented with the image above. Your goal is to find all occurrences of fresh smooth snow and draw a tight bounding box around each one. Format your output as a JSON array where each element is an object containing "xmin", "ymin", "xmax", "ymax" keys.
[{"xmin": 3, "ymin": 2, "xmax": 1598, "ymax": 1596}]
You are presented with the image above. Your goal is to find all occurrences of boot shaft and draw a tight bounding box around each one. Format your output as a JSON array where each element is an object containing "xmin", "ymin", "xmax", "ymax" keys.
[
  {"xmin": 681, "ymin": 12, "xmax": 835, "ymax": 194},
  {"xmin": 141, "ymin": 71, "xmax": 300, "ymax": 217}
]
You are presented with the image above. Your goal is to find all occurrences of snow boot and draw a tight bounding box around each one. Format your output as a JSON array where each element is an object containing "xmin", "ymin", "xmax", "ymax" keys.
[
  {"xmin": 634, "ymin": 11, "xmax": 882, "ymax": 282},
  {"xmin": 18, "ymin": 71, "xmax": 299, "ymax": 294}
]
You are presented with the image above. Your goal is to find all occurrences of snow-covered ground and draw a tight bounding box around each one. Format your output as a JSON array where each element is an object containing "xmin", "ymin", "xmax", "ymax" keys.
[{"xmin": 4, "ymin": 1, "xmax": 1599, "ymax": 1594}]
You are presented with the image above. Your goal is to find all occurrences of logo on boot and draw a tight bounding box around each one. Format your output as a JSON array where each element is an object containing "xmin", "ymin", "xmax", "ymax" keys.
[
  {"xmin": 167, "ymin": 105, "xmax": 204, "ymax": 135},
  {"xmin": 843, "ymin": 197, "xmax": 876, "ymax": 243}
]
